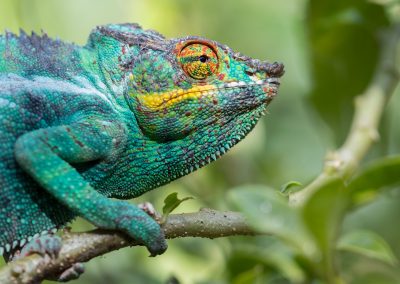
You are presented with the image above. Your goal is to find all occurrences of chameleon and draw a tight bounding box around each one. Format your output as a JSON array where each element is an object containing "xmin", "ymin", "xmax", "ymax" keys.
[{"xmin": 0, "ymin": 23, "xmax": 283, "ymax": 272}]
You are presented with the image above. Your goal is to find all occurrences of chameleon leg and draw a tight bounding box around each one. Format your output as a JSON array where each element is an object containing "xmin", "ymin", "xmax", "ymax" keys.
[{"xmin": 14, "ymin": 121, "xmax": 167, "ymax": 256}]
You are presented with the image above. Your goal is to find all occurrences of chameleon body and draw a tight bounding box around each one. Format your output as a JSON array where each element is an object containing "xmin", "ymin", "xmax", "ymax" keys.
[{"xmin": 0, "ymin": 24, "xmax": 284, "ymax": 258}]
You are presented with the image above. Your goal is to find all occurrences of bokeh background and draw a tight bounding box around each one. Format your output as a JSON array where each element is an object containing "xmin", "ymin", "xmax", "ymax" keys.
[{"xmin": 1, "ymin": 0, "xmax": 400, "ymax": 283}]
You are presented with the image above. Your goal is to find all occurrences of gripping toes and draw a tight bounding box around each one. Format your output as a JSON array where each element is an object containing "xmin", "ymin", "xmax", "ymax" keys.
[
  {"xmin": 58, "ymin": 263, "xmax": 85, "ymax": 282},
  {"xmin": 14, "ymin": 234, "xmax": 62, "ymax": 260},
  {"xmin": 113, "ymin": 203, "xmax": 167, "ymax": 256},
  {"xmin": 146, "ymin": 229, "xmax": 167, "ymax": 257},
  {"xmin": 12, "ymin": 234, "xmax": 85, "ymax": 282}
]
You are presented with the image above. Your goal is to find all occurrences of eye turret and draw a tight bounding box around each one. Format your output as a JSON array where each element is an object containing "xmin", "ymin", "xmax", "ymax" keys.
[{"xmin": 179, "ymin": 43, "xmax": 218, "ymax": 80}]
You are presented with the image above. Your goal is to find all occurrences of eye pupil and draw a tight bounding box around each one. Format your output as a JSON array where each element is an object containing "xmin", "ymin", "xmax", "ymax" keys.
[{"xmin": 199, "ymin": 55, "xmax": 208, "ymax": 63}]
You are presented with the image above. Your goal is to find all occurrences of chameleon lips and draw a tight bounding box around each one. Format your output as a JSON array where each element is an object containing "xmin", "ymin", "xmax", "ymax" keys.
[
  {"xmin": 137, "ymin": 79, "xmax": 280, "ymax": 111},
  {"xmin": 224, "ymin": 78, "xmax": 280, "ymax": 103},
  {"xmin": 223, "ymin": 77, "xmax": 280, "ymax": 95},
  {"xmin": 225, "ymin": 77, "xmax": 280, "ymax": 86}
]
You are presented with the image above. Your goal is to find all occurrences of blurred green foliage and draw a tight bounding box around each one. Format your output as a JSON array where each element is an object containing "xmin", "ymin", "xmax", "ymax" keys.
[
  {"xmin": 308, "ymin": 0, "xmax": 390, "ymax": 141},
  {"xmin": 1, "ymin": 0, "xmax": 400, "ymax": 283}
]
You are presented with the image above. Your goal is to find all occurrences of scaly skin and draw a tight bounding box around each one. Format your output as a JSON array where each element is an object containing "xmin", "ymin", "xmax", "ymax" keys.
[{"xmin": 0, "ymin": 23, "xmax": 284, "ymax": 258}]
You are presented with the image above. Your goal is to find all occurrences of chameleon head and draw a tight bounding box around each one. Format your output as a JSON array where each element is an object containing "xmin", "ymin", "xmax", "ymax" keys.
[
  {"xmin": 110, "ymin": 25, "xmax": 285, "ymax": 185},
  {"xmin": 125, "ymin": 37, "xmax": 284, "ymax": 144}
]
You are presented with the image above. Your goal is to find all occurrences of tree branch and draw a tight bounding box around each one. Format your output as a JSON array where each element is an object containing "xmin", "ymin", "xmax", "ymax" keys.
[
  {"xmin": 289, "ymin": 24, "xmax": 400, "ymax": 206},
  {"xmin": 0, "ymin": 209, "xmax": 256, "ymax": 284}
]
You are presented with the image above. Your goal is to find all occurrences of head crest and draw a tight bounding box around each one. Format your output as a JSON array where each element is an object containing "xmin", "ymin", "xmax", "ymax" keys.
[{"xmin": 93, "ymin": 24, "xmax": 166, "ymax": 51}]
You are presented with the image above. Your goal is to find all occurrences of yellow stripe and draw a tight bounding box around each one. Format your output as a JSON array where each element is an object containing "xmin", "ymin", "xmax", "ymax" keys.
[{"xmin": 135, "ymin": 84, "xmax": 216, "ymax": 110}]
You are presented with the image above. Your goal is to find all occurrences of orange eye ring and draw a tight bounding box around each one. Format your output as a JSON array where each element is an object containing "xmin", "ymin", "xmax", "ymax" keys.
[{"xmin": 179, "ymin": 43, "xmax": 218, "ymax": 80}]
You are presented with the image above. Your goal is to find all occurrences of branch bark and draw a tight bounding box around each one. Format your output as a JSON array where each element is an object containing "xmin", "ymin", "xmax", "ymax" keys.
[
  {"xmin": 289, "ymin": 24, "xmax": 400, "ymax": 206},
  {"xmin": 0, "ymin": 209, "xmax": 256, "ymax": 284}
]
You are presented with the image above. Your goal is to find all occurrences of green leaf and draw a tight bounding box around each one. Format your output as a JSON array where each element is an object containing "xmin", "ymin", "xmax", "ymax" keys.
[
  {"xmin": 228, "ymin": 185, "xmax": 317, "ymax": 259},
  {"xmin": 281, "ymin": 181, "xmax": 303, "ymax": 195},
  {"xmin": 307, "ymin": 0, "xmax": 389, "ymax": 141},
  {"xmin": 259, "ymin": 242, "xmax": 306, "ymax": 283},
  {"xmin": 348, "ymin": 156, "xmax": 400, "ymax": 206},
  {"xmin": 338, "ymin": 230, "xmax": 398, "ymax": 266},
  {"xmin": 232, "ymin": 265, "xmax": 264, "ymax": 284},
  {"xmin": 230, "ymin": 239, "xmax": 307, "ymax": 283},
  {"xmin": 301, "ymin": 179, "xmax": 348, "ymax": 278},
  {"xmin": 161, "ymin": 192, "xmax": 193, "ymax": 222}
]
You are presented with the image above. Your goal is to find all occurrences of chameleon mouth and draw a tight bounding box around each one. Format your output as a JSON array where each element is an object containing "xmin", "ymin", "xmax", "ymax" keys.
[
  {"xmin": 225, "ymin": 77, "xmax": 280, "ymax": 99},
  {"xmin": 226, "ymin": 77, "xmax": 280, "ymax": 87},
  {"xmin": 221, "ymin": 77, "xmax": 280, "ymax": 91},
  {"xmin": 265, "ymin": 77, "xmax": 280, "ymax": 87},
  {"xmin": 220, "ymin": 77, "xmax": 279, "ymax": 112},
  {"xmin": 137, "ymin": 78, "xmax": 280, "ymax": 110}
]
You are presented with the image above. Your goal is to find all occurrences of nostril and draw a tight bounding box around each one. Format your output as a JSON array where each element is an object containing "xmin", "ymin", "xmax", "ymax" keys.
[{"xmin": 245, "ymin": 62, "xmax": 284, "ymax": 78}]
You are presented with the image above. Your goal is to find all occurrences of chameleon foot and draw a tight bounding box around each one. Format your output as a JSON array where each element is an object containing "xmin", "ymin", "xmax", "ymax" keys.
[
  {"xmin": 12, "ymin": 234, "xmax": 62, "ymax": 260},
  {"xmin": 58, "ymin": 262, "xmax": 85, "ymax": 282},
  {"xmin": 138, "ymin": 202, "xmax": 161, "ymax": 221},
  {"xmin": 11, "ymin": 234, "xmax": 85, "ymax": 282}
]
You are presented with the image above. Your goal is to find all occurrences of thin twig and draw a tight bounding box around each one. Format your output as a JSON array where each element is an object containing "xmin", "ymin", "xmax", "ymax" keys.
[
  {"xmin": 289, "ymin": 24, "xmax": 400, "ymax": 206},
  {"xmin": 0, "ymin": 209, "xmax": 256, "ymax": 284}
]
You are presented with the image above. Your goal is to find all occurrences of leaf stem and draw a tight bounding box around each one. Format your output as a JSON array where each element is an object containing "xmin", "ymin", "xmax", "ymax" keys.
[{"xmin": 289, "ymin": 24, "xmax": 400, "ymax": 206}]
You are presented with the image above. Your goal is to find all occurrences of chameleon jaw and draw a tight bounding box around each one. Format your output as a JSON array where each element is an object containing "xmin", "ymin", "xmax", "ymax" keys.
[
  {"xmin": 168, "ymin": 102, "xmax": 270, "ymax": 180},
  {"xmin": 136, "ymin": 78, "xmax": 280, "ymax": 111}
]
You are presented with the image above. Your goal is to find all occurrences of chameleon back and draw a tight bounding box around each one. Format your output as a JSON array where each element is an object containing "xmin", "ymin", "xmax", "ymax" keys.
[{"xmin": 0, "ymin": 32, "xmax": 85, "ymax": 253}]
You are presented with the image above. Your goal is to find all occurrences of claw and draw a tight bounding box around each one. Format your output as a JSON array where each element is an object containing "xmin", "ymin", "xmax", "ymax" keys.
[
  {"xmin": 147, "ymin": 231, "xmax": 168, "ymax": 257},
  {"xmin": 138, "ymin": 201, "xmax": 160, "ymax": 220},
  {"xmin": 12, "ymin": 235, "xmax": 85, "ymax": 282},
  {"xmin": 58, "ymin": 262, "xmax": 85, "ymax": 282}
]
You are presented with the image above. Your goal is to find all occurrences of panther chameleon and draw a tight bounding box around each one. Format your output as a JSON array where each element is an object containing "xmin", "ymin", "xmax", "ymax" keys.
[{"xmin": 0, "ymin": 23, "xmax": 284, "ymax": 278}]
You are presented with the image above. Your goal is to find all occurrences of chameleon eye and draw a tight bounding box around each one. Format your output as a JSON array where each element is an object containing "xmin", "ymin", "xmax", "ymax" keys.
[{"xmin": 179, "ymin": 43, "xmax": 218, "ymax": 80}]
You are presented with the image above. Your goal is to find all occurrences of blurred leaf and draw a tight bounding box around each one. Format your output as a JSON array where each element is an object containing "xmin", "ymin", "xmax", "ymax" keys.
[
  {"xmin": 281, "ymin": 181, "xmax": 303, "ymax": 195},
  {"xmin": 302, "ymin": 179, "xmax": 348, "ymax": 278},
  {"xmin": 162, "ymin": 192, "xmax": 193, "ymax": 222},
  {"xmin": 228, "ymin": 185, "xmax": 317, "ymax": 259},
  {"xmin": 348, "ymin": 156, "xmax": 400, "ymax": 206},
  {"xmin": 229, "ymin": 239, "xmax": 306, "ymax": 283},
  {"xmin": 232, "ymin": 265, "xmax": 264, "ymax": 284},
  {"xmin": 349, "ymin": 274, "xmax": 400, "ymax": 284},
  {"xmin": 165, "ymin": 275, "xmax": 181, "ymax": 284},
  {"xmin": 338, "ymin": 230, "xmax": 398, "ymax": 266},
  {"xmin": 307, "ymin": 0, "xmax": 389, "ymax": 140}
]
